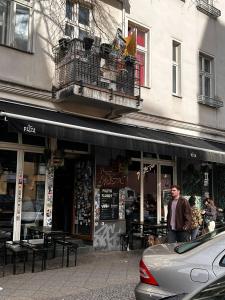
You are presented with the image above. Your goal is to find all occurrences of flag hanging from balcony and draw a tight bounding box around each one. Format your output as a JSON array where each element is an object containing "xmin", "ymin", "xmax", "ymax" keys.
[{"xmin": 124, "ymin": 29, "xmax": 136, "ymax": 57}]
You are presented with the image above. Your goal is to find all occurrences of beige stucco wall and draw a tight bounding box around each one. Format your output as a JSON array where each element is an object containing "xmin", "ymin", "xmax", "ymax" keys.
[
  {"xmin": 126, "ymin": 0, "xmax": 225, "ymax": 131},
  {"xmin": 1, "ymin": 0, "xmax": 225, "ymax": 138}
]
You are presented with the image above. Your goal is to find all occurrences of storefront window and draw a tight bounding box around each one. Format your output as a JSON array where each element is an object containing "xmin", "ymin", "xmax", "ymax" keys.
[
  {"xmin": 212, "ymin": 164, "xmax": 225, "ymax": 209},
  {"xmin": 95, "ymin": 147, "xmax": 128, "ymax": 221},
  {"xmin": 0, "ymin": 121, "xmax": 18, "ymax": 143},
  {"xmin": 22, "ymin": 135, "xmax": 46, "ymax": 146},
  {"xmin": 178, "ymin": 159, "xmax": 212, "ymax": 209},
  {"xmin": 127, "ymin": 161, "xmax": 141, "ymax": 222},
  {"xmin": 21, "ymin": 153, "xmax": 46, "ymax": 239},
  {"xmin": 161, "ymin": 165, "xmax": 173, "ymax": 221},
  {"xmin": 0, "ymin": 150, "xmax": 17, "ymax": 237}
]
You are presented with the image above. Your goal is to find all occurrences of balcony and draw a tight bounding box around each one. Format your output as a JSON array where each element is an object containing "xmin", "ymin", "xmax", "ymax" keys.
[
  {"xmin": 198, "ymin": 95, "xmax": 223, "ymax": 108},
  {"xmin": 196, "ymin": 0, "xmax": 221, "ymax": 19},
  {"xmin": 53, "ymin": 38, "xmax": 142, "ymax": 117}
]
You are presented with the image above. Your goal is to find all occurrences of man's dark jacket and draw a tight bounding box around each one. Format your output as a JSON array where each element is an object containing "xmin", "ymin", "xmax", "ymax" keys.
[{"xmin": 167, "ymin": 197, "xmax": 192, "ymax": 231}]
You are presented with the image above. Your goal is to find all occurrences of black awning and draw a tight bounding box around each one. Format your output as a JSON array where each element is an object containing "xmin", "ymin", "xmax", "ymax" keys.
[{"xmin": 1, "ymin": 99, "xmax": 225, "ymax": 163}]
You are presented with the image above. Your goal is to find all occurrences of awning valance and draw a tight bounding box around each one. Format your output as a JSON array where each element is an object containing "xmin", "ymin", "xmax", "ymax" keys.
[{"xmin": 1, "ymin": 100, "xmax": 225, "ymax": 163}]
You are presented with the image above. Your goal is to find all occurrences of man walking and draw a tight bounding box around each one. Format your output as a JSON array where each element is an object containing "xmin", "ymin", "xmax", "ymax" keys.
[{"xmin": 167, "ymin": 185, "xmax": 191, "ymax": 243}]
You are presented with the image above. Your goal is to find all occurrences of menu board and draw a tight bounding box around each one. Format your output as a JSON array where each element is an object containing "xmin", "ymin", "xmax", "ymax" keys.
[{"xmin": 100, "ymin": 188, "xmax": 119, "ymax": 220}]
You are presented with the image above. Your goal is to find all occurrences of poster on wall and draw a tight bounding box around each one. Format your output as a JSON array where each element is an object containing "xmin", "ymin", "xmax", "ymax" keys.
[{"xmin": 100, "ymin": 188, "xmax": 119, "ymax": 220}]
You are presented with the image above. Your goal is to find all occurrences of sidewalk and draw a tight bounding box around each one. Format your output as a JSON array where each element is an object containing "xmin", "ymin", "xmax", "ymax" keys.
[{"xmin": 0, "ymin": 250, "xmax": 142, "ymax": 300}]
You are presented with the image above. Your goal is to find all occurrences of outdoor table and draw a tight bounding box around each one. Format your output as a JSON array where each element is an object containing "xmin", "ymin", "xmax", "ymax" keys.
[
  {"xmin": 143, "ymin": 223, "xmax": 168, "ymax": 236},
  {"xmin": 27, "ymin": 226, "xmax": 66, "ymax": 246}
]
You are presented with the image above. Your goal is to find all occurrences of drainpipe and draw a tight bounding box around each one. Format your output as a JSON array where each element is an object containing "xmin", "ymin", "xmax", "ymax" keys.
[{"xmin": 115, "ymin": 0, "xmax": 125, "ymax": 36}]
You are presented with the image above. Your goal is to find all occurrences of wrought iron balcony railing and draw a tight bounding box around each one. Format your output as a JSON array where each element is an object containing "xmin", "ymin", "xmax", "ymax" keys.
[
  {"xmin": 198, "ymin": 95, "xmax": 223, "ymax": 108},
  {"xmin": 196, "ymin": 0, "xmax": 221, "ymax": 18},
  {"xmin": 53, "ymin": 38, "xmax": 141, "ymax": 101}
]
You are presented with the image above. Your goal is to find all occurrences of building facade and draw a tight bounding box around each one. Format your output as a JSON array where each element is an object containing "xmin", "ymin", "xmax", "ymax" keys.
[{"xmin": 1, "ymin": 0, "xmax": 225, "ymax": 249}]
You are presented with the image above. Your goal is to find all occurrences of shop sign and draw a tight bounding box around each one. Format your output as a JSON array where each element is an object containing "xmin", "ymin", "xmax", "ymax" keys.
[
  {"xmin": 23, "ymin": 124, "xmax": 36, "ymax": 134},
  {"xmin": 100, "ymin": 188, "xmax": 119, "ymax": 220},
  {"xmin": 96, "ymin": 167, "xmax": 127, "ymax": 188}
]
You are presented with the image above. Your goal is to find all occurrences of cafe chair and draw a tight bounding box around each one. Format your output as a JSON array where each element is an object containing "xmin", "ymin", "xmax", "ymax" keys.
[
  {"xmin": 119, "ymin": 233, "xmax": 129, "ymax": 251},
  {"xmin": 20, "ymin": 239, "xmax": 48, "ymax": 273},
  {"xmin": 0, "ymin": 240, "xmax": 7, "ymax": 277},
  {"xmin": 53, "ymin": 237, "xmax": 79, "ymax": 268},
  {"xmin": 129, "ymin": 223, "xmax": 146, "ymax": 250},
  {"xmin": 6, "ymin": 241, "xmax": 28, "ymax": 275}
]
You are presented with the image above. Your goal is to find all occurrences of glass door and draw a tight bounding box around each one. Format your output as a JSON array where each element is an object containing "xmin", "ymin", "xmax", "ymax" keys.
[
  {"xmin": 142, "ymin": 161, "xmax": 175, "ymax": 224},
  {"xmin": 143, "ymin": 163, "xmax": 157, "ymax": 224},
  {"xmin": 160, "ymin": 165, "xmax": 174, "ymax": 222}
]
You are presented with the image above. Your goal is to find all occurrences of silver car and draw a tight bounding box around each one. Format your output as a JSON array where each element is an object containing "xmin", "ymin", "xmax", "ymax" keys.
[{"xmin": 135, "ymin": 227, "xmax": 225, "ymax": 300}]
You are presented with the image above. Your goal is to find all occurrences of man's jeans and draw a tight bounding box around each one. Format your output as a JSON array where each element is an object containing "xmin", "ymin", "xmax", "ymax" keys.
[
  {"xmin": 190, "ymin": 227, "xmax": 199, "ymax": 240},
  {"xmin": 167, "ymin": 230, "xmax": 190, "ymax": 243}
]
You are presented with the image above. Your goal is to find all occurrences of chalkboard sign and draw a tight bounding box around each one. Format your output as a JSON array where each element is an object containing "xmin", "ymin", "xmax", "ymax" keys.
[{"xmin": 100, "ymin": 188, "xmax": 119, "ymax": 220}]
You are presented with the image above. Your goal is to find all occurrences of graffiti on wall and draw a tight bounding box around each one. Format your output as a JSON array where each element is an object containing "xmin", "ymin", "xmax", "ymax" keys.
[
  {"xmin": 94, "ymin": 223, "xmax": 119, "ymax": 250},
  {"xmin": 94, "ymin": 221, "xmax": 126, "ymax": 250}
]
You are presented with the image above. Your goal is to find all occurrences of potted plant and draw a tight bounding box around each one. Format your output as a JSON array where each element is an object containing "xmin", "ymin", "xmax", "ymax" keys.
[
  {"xmin": 58, "ymin": 37, "xmax": 70, "ymax": 51},
  {"xmin": 100, "ymin": 43, "xmax": 112, "ymax": 59},
  {"xmin": 83, "ymin": 36, "xmax": 94, "ymax": 50},
  {"xmin": 124, "ymin": 55, "xmax": 136, "ymax": 66}
]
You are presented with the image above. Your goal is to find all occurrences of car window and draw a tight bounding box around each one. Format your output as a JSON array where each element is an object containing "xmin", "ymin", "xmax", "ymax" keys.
[
  {"xmin": 219, "ymin": 255, "xmax": 225, "ymax": 267},
  {"xmin": 188, "ymin": 274, "xmax": 225, "ymax": 299},
  {"xmin": 174, "ymin": 226, "xmax": 225, "ymax": 254}
]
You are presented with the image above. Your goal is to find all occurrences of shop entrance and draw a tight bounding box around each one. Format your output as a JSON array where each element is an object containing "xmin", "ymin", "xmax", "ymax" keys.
[
  {"xmin": 52, "ymin": 157, "xmax": 93, "ymax": 240},
  {"xmin": 143, "ymin": 161, "xmax": 175, "ymax": 223},
  {"xmin": 52, "ymin": 159, "xmax": 74, "ymax": 233}
]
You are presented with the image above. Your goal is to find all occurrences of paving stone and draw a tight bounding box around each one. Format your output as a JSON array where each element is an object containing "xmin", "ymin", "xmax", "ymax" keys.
[{"xmin": 0, "ymin": 250, "xmax": 141, "ymax": 300}]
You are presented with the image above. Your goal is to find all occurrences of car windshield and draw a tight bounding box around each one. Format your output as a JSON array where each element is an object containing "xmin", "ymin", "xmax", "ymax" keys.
[{"xmin": 174, "ymin": 226, "xmax": 225, "ymax": 254}]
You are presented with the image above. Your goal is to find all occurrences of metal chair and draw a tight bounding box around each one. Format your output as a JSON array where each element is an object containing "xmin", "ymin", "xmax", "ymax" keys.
[
  {"xmin": 20, "ymin": 240, "xmax": 48, "ymax": 273},
  {"xmin": 6, "ymin": 242, "xmax": 27, "ymax": 275},
  {"xmin": 53, "ymin": 237, "xmax": 79, "ymax": 267}
]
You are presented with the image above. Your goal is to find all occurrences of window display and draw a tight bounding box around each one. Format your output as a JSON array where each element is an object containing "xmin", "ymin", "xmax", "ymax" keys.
[
  {"xmin": 21, "ymin": 153, "xmax": 46, "ymax": 239},
  {"xmin": 0, "ymin": 150, "xmax": 17, "ymax": 236}
]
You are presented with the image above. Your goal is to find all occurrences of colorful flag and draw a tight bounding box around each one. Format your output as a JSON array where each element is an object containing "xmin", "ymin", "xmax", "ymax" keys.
[{"xmin": 124, "ymin": 29, "xmax": 136, "ymax": 57}]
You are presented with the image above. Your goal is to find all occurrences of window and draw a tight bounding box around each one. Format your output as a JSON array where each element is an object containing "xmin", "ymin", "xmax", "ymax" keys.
[
  {"xmin": 21, "ymin": 152, "xmax": 46, "ymax": 239},
  {"xmin": 199, "ymin": 53, "xmax": 214, "ymax": 98},
  {"xmin": 0, "ymin": 0, "xmax": 32, "ymax": 52},
  {"xmin": 172, "ymin": 40, "xmax": 181, "ymax": 96},
  {"xmin": 65, "ymin": 0, "xmax": 91, "ymax": 39},
  {"xmin": 128, "ymin": 22, "xmax": 149, "ymax": 86}
]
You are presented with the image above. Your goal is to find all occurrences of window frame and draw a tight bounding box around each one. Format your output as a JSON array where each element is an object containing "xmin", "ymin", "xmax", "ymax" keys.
[
  {"xmin": 65, "ymin": 0, "xmax": 92, "ymax": 40},
  {"xmin": 199, "ymin": 52, "xmax": 215, "ymax": 99},
  {"xmin": 0, "ymin": 0, "xmax": 33, "ymax": 52},
  {"xmin": 172, "ymin": 40, "xmax": 181, "ymax": 97},
  {"xmin": 127, "ymin": 20, "xmax": 150, "ymax": 87}
]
